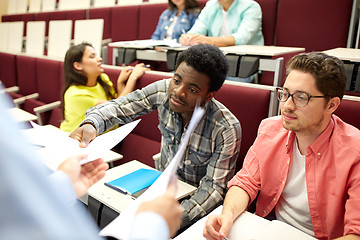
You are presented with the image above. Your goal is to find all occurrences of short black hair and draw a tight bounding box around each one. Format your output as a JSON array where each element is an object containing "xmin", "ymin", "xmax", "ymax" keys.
[{"xmin": 175, "ymin": 44, "xmax": 229, "ymax": 92}]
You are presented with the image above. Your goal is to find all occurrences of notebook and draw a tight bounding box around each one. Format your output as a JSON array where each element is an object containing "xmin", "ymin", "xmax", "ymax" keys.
[{"xmin": 104, "ymin": 168, "xmax": 161, "ymax": 196}]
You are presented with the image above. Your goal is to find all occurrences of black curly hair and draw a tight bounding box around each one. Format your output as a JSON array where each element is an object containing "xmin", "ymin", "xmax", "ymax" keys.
[{"xmin": 175, "ymin": 44, "xmax": 229, "ymax": 92}]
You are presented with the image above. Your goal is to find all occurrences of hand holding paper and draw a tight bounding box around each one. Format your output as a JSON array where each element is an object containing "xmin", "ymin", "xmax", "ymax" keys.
[{"xmin": 29, "ymin": 120, "xmax": 140, "ymax": 165}]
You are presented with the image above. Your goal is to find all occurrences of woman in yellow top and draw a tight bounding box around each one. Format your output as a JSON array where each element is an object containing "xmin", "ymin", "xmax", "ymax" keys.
[{"xmin": 60, "ymin": 42, "xmax": 148, "ymax": 132}]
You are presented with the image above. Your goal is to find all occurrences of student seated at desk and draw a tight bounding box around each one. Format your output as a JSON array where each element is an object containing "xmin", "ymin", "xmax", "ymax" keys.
[
  {"xmin": 203, "ymin": 52, "xmax": 360, "ymax": 240},
  {"xmin": 70, "ymin": 44, "xmax": 241, "ymax": 230},
  {"xmin": 179, "ymin": 0, "xmax": 264, "ymax": 47},
  {"xmin": 60, "ymin": 43, "xmax": 149, "ymax": 133},
  {"xmin": 0, "ymin": 87, "xmax": 182, "ymax": 240},
  {"xmin": 151, "ymin": 0, "xmax": 200, "ymax": 42}
]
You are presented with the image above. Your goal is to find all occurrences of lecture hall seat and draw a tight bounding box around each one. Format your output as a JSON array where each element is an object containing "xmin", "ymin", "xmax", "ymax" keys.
[
  {"xmin": 23, "ymin": 58, "xmax": 63, "ymax": 125},
  {"xmin": 275, "ymin": 0, "xmax": 353, "ymax": 51},
  {"xmin": 215, "ymin": 83, "xmax": 271, "ymax": 171}
]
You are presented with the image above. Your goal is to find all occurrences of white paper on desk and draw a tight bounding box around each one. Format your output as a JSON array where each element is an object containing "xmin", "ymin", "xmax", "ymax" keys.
[
  {"xmin": 112, "ymin": 39, "xmax": 182, "ymax": 48},
  {"xmin": 29, "ymin": 120, "xmax": 140, "ymax": 165},
  {"xmin": 99, "ymin": 106, "xmax": 205, "ymax": 240},
  {"xmin": 253, "ymin": 220, "xmax": 316, "ymax": 240},
  {"xmin": 174, "ymin": 206, "xmax": 270, "ymax": 240}
]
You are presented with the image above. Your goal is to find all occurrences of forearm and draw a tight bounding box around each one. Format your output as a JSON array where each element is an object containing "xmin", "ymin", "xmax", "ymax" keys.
[
  {"xmin": 119, "ymin": 76, "xmax": 138, "ymax": 97},
  {"xmin": 207, "ymin": 36, "xmax": 236, "ymax": 47},
  {"xmin": 222, "ymin": 186, "xmax": 250, "ymax": 221},
  {"xmin": 180, "ymin": 177, "xmax": 225, "ymax": 227}
]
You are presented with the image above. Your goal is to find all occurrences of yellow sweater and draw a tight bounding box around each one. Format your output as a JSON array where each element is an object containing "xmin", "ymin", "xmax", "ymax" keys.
[{"xmin": 60, "ymin": 74, "xmax": 115, "ymax": 132}]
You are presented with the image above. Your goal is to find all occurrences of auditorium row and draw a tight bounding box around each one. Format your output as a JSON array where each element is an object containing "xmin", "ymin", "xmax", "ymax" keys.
[{"xmin": 1, "ymin": 51, "xmax": 360, "ymax": 171}]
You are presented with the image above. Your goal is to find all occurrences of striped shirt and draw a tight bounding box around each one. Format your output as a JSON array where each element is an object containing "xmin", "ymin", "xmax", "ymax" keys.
[{"xmin": 83, "ymin": 78, "xmax": 241, "ymax": 226}]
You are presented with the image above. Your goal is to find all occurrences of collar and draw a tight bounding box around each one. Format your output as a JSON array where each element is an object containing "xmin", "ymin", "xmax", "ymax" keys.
[
  {"xmin": 307, "ymin": 116, "xmax": 334, "ymax": 158},
  {"xmin": 285, "ymin": 116, "xmax": 335, "ymax": 158},
  {"xmin": 217, "ymin": 0, "xmax": 238, "ymax": 13}
]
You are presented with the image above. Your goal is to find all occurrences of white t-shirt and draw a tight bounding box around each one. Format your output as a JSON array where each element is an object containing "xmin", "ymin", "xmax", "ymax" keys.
[
  {"xmin": 275, "ymin": 140, "xmax": 315, "ymax": 237},
  {"xmin": 165, "ymin": 16, "xmax": 178, "ymax": 40},
  {"xmin": 220, "ymin": 9, "xmax": 230, "ymax": 37}
]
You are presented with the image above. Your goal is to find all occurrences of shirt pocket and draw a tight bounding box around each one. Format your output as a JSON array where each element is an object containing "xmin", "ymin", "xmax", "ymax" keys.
[{"xmin": 183, "ymin": 148, "xmax": 211, "ymax": 179}]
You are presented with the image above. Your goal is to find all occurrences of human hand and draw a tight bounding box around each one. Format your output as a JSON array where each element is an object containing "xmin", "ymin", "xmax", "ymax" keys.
[
  {"xmin": 203, "ymin": 213, "xmax": 233, "ymax": 240},
  {"xmin": 117, "ymin": 66, "xmax": 133, "ymax": 84},
  {"xmin": 136, "ymin": 179, "xmax": 183, "ymax": 237},
  {"xmin": 129, "ymin": 63, "xmax": 149, "ymax": 81},
  {"xmin": 179, "ymin": 33, "xmax": 195, "ymax": 46},
  {"xmin": 58, "ymin": 155, "xmax": 109, "ymax": 198},
  {"xmin": 187, "ymin": 34, "xmax": 212, "ymax": 45},
  {"xmin": 69, "ymin": 124, "xmax": 97, "ymax": 148}
]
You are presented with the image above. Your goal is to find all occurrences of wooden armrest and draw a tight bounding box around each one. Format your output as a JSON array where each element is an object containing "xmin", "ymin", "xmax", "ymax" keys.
[
  {"xmin": 13, "ymin": 93, "xmax": 39, "ymax": 108},
  {"xmin": 33, "ymin": 101, "xmax": 61, "ymax": 125},
  {"xmin": 152, "ymin": 152, "xmax": 161, "ymax": 161},
  {"xmin": 5, "ymin": 86, "xmax": 20, "ymax": 93}
]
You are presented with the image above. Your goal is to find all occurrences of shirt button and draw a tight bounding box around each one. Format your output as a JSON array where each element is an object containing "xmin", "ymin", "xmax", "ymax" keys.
[
  {"xmin": 264, "ymin": 210, "xmax": 267, "ymax": 214},
  {"xmin": 181, "ymin": 18, "xmax": 186, "ymax": 22},
  {"xmin": 170, "ymin": 18, "xmax": 174, "ymax": 21},
  {"xmin": 273, "ymin": 197, "xmax": 276, "ymax": 202},
  {"xmin": 287, "ymin": 160, "xmax": 290, "ymax": 164},
  {"xmin": 317, "ymin": 152, "xmax": 321, "ymax": 156},
  {"xmin": 281, "ymin": 181, "xmax": 285, "ymax": 184},
  {"xmin": 165, "ymin": 26, "xmax": 168, "ymax": 30}
]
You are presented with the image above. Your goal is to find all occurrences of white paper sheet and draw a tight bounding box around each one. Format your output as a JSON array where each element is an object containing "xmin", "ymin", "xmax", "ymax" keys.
[
  {"xmin": 111, "ymin": 39, "xmax": 182, "ymax": 48},
  {"xmin": 99, "ymin": 106, "xmax": 205, "ymax": 239},
  {"xmin": 29, "ymin": 120, "xmax": 140, "ymax": 165}
]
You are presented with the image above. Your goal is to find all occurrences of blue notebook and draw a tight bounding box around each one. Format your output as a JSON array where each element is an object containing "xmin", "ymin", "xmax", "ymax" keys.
[{"xmin": 104, "ymin": 168, "xmax": 161, "ymax": 195}]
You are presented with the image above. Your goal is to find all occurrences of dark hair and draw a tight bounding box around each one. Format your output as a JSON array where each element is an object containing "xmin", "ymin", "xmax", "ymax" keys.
[
  {"xmin": 175, "ymin": 44, "xmax": 229, "ymax": 92},
  {"xmin": 286, "ymin": 52, "xmax": 346, "ymax": 100},
  {"xmin": 62, "ymin": 42, "xmax": 115, "ymax": 117},
  {"xmin": 168, "ymin": 0, "xmax": 200, "ymax": 14}
]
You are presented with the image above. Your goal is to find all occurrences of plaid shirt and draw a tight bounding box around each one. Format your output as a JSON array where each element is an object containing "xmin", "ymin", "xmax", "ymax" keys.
[{"xmin": 83, "ymin": 78, "xmax": 241, "ymax": 226}]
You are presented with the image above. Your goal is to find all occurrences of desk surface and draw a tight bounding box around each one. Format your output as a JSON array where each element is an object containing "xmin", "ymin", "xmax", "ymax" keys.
[
  {"xmin": 22, "ymin": 125, "xmax": 123, "ymax": 170},
  {"xmin": 9, "ymin": 107, "xmax": 37, "ymax": 122},
  {"xmin": 220, "ymin": 45, "xmax": 305, "ymax": 56},
  {"xmin": 175, "ymin": 206, "xmax": 316, "ymax": 240},
  {"xmin": 88, "ymin": 160, "xmax": 197, "ymax": 213},
  {"xmin": 323, "ymin": 47, "xmax": 360, "ymax": 62}
]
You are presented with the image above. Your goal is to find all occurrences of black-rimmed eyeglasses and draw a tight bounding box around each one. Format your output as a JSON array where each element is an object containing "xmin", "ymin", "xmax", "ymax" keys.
[{"xmin": 276, "ymin": 87, "xmax": 329, "ymax": 107}]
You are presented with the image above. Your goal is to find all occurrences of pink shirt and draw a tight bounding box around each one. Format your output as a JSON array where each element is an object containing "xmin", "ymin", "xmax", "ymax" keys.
[{"xmin": 228, "ymin": 115, "xmax": 360, "ymax": 239}]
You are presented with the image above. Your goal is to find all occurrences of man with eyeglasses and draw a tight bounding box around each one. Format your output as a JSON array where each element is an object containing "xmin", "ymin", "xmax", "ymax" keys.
[{"xmin": 203, "ymin": 52, "xmax": 360, "ymax": 240}]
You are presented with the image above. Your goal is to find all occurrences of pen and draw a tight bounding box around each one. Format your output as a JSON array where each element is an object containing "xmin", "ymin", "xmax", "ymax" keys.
[{"xmin": 104, "ymin": 182, "xmax": 130, "ymax": 195}]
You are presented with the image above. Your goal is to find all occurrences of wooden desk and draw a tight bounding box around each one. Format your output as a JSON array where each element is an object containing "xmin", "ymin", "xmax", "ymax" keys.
[
  {"xmin": 323, "ymin": 47, "xmax": 360, "ymax": 62},
  {"xmin": 22, "ymin": 125, "xmax": 123, "ymax": 170},
  {"xmin": 8, "ymin": 107, "xmax": 38, "ymax": 122},
  {"xmin": 87, "ymin": 160, "xmax": 197, "ymax": 213},
  {"xmin": 109, "ymin": 42, "xmax": 304, "ymax": 85},
  {"xmin": 323, "ymin": 48, "xmax": 360, "ymax": 92},
  {"xmin": 220, "ymin": 45, "xmax": 305, "ymax": 56}
]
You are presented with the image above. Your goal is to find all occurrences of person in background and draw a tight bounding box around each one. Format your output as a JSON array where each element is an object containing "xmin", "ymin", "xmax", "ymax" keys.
[
  {"xmin": 179, "ymin": 0, "xmax": 264, "ymax": 47},
  {"xmin": 0, "ymin": 86, "xmax": 183, "ymax": 240},
  {"xmin": 60, "ymin": 42, "xmax": 149, "ymax": 132},
  {"xmin": 151, "ymin": 0, "xmax": 200, "ymax": 42},
  {"xmin": 203, "ymin": 52, "xmax": 360, "ymax": 240},
  {"xmin": 69, "ymin": 44, "xmax": 241, "ymax": 230}
]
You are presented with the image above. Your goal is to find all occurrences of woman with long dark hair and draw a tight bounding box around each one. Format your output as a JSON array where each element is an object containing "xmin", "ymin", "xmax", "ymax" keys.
[
  {"xmin": 151, "ymin": 0, "xmax": 200, "ymax": 41},
  {"xmin": 60, "ymin": 42, "xmax": 148, "ymax": 132}
]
